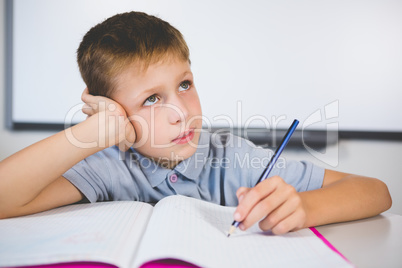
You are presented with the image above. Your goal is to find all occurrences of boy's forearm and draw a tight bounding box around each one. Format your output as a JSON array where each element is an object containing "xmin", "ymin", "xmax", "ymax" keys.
[
  {"xmin": 0, "ymin": 114, "xmax": 115, "ymax": 211},
  {"xmin": 300, "ymin": 175, "xmax": 392, "ymax": 228}
]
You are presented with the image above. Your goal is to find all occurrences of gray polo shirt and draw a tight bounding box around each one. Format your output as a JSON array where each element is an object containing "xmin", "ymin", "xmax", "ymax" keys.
[{"xmin": 63, "ymin": 131, "xmax": 324, "ymax": 206}]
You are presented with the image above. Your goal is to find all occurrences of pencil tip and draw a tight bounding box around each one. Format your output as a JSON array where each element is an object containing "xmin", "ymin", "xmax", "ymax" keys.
[{"xmin": 227, "ymin": 225, "xmax": 236, "ymax": 237}]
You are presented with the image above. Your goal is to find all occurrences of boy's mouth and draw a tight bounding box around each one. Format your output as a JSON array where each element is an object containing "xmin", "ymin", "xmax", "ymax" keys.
[{"xmin": 172, "ymin": 129, "xmax": 195, "ymax": 144}]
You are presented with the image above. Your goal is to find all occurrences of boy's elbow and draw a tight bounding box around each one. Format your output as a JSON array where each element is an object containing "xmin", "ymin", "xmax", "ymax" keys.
[
  {"xmin": 375, "ymin": 178, "xmax": 392, "ymax": 212},
  {"xmin": 384, "ymin": 188, "xmax": 392, "ymax": 212}
]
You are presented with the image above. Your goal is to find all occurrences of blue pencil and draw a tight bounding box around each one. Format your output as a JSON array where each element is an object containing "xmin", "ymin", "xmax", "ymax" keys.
[{"xmin": 227, "ymin": 119, "xmax": 299, "ymax": 237}]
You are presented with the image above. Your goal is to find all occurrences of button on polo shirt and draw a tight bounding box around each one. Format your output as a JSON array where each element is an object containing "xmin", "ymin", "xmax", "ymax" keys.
[{"xmin": 169, "ymin": 173, "xmax": 178, "ymax": 183}]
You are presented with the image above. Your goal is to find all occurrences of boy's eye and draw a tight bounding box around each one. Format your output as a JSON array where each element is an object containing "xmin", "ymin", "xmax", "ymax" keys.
[
  {"xmin": 179, "ymin": 81, "xmax": 191, "ymax": 92},
  {"xmin": 143, "ymin": 94, "xmax": 160, "ymax": 106}
]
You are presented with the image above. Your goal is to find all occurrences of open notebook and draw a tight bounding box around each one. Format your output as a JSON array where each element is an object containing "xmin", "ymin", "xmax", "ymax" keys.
[{"xmin": 0, "ymin": 195, "xmax": 352, "ymax": 268}]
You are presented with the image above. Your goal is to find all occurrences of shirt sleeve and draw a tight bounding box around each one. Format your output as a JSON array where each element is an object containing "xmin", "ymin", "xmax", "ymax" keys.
[
  {"xmin": 236, "ymin": 137, "xmax": 325, "ymax": 192},
  {"xmin": 63, "ymin": 151, "xmax": 113, "ymax": 203},
  {"xmin": 271, "ymin": 160, "xmax": 325, "ymax": 191}
]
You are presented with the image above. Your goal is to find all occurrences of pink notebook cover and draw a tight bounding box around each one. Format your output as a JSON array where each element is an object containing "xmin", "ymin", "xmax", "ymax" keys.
[
  {"xmin": 12, "ymin": 227, "xmax": 349, "ymax": 268},
  {"xmin": 17, "ymin": 259, "xmax": 197, "ymax": 268}
]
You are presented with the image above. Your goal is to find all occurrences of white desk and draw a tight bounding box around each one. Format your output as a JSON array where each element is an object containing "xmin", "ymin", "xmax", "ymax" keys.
[{"xmin": 316, "ymin": 212, "xmax": 402, "ymax": 268}]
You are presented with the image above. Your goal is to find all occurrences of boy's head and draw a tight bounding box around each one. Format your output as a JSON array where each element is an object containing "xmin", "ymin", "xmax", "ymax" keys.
[
  {"xmin": 77, "ymin": 11, "xmax": 189, "ymax": 97},
  {"xmin": 78, "ymin": 11, "xmax": 202, "ymax": 168}
]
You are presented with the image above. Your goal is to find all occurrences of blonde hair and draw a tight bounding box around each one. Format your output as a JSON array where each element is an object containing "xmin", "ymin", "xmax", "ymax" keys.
[{"xmin": 77, "ymin": 11, "xmax": 189, "ymax": 97}]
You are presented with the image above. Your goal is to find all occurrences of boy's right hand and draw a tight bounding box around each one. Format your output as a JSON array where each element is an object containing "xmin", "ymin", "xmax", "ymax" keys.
[{"xmin": 81, "ymin": 88, "xmax": 136, "ymax": 151}]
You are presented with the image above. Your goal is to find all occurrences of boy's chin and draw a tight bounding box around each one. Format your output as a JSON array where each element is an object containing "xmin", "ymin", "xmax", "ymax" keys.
[
  {"xmin": 159, "ymin": 147, "xmax": 198, "ymax": 169},
  {"xmin": 172, "ymin": 147, "xmax": 197, "ymax": 161}
]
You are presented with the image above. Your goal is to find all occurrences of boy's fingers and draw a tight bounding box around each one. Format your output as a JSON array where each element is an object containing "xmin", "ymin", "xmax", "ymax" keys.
[
  {"xmin": 81, "ymin": 87, "xmax": 91, "ymax": 102},
  {"xmin": 81, "ymin": 88, "xmax": 110, "ymax": 107},
  {"xmin": 234, "ymin": 177, "xmax": 280, "ymax": 223},
  {"xmin": 270, "ymin": 209, "xmax": 306, "ymax": 235},
  {"xmin": 239, "ymin": 185, "xmax": 288, "ymax": 230},
  {"xmin": 236, "ymin": 187, "xmax": 250, "ymax": 200},
  {"xmin": 81, "ymin": 103, "xmax": 94, "ymax": 116},
  {"xmin": 258, "ymin": 192, "xmax": 301, "ymax": 231},
  {"xmin": 81, "ymin": 87, "xmax": 129, "ymax": 117}
]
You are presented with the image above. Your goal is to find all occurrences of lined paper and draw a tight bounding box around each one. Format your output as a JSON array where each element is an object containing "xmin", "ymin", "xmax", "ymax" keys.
[
  {"xmin": 0, "ymin": 201, "xmax": 153, "ymax": 267},
  {"xmin": 134, "ymin": 195, "xmax": 353, "ymax": 268}
]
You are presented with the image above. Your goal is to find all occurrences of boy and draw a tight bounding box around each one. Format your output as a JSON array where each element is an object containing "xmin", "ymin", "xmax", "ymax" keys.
[{"xmin": 0, "ymin": 11, "xmax": 392, "ymax": 235}]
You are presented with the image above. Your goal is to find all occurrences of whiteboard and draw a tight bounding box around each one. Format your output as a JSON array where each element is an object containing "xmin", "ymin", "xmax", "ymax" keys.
[{"xmin": 7, "ymin": 0, "xmax": 402, "ymax": 136}]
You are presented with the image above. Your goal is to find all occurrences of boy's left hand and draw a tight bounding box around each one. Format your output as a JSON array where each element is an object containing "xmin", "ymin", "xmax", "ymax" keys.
[
  {"xmin": 81, "ymin": 88, "xmax": 136, "ymax": 151},
  {"xmin": 234, "ymin": 176, "xmax": 307, "ymax": 235}
]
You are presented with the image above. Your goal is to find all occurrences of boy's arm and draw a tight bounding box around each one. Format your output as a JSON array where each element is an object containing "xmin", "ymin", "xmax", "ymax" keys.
[
  {"xmin": 0, "ymin": 97, "xmax": 135, "ymax": 219},
  {"xmin": 299, "ymin": 170, "xmax": 392, "ymax": 228},
  {"xmin": 5, "ymin": 176, "xmax": 84, "ymax": 218},
  {"xmin": 233, "ymin": 170, "xmax": 392, "ymax": 234}
]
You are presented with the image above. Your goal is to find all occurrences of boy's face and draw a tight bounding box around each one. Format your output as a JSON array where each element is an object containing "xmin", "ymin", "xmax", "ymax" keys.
[{"xmin": 111, "ymin": 58, "xmax": 202, "ymax": 168}]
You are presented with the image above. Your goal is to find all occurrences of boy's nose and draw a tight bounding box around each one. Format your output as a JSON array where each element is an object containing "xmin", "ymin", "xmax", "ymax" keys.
[{"xmin": 166, "ymin": 96, "xmax": 189, "ymax": 124}]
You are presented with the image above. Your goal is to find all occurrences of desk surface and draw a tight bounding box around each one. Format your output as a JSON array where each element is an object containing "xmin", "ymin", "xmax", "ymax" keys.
[{"xmin": 316, "ymin": 212, "xmax": 402, "ymax": 268}]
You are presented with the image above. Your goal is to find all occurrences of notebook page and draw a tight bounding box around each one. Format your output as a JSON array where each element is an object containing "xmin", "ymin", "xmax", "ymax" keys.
[
  {"xmin": 0, "ymin": 201, "xmax": 153, "ymax": 268},
  {"xmin": 134, "ymin": 195, "xmax": 353, "ymax": 268}
]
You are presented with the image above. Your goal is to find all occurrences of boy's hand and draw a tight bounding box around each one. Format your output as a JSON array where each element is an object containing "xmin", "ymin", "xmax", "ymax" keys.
[
  {"xmin": 234, "ymin": 176, "xmax": 307, "ymax": 235},
  {"xmin": 81, "ymin": 88, "xmax": 136, "ymax": 151}
]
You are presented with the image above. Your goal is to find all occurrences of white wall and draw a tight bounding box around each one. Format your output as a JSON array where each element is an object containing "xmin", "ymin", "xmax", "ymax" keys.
[
  {"xmin": 1, "ymin": 0, "xmax": 401, "ymax": 215},
  {"xmin": 0, "ymin": 0, "xmax": 57, "ymax": 157}
]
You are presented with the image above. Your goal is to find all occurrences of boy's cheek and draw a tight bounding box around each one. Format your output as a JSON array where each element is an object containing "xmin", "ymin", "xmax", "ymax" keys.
[{"xmin": 189, "ymin": 92, "xmax": 202, "ymax": 113}]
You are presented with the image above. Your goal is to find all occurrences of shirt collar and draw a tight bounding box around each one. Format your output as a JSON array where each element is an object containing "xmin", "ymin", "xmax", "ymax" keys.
[{"xmin": 130, "ymin": 130, "xmax": 211, "ymax": 187}]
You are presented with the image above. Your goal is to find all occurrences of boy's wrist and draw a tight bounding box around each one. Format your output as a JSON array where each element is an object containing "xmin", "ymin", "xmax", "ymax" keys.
[
  {"xmin": 299, "ymin": 192, "xmax": 319, "ymax": 228},
  {"xmin": 65, "ymin": 112, "xmax": 134, "ymax": 151}
]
